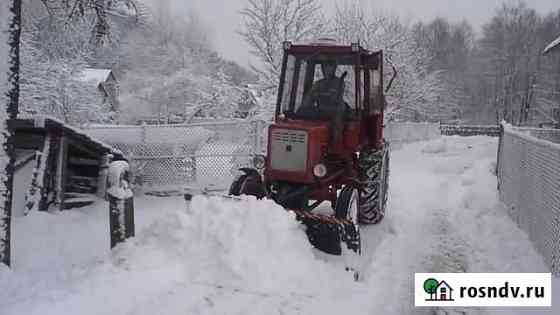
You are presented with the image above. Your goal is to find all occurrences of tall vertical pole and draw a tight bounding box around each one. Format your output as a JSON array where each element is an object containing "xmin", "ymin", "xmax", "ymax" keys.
[{"xmin": 1, "ymin": 0, "xmax": 21, "ymax": 267}]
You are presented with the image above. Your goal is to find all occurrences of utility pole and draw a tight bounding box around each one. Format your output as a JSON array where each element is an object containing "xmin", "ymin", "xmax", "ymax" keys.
[{"xmin": 1, "ymin": 0, "xmax": 21, "ymax": 267}]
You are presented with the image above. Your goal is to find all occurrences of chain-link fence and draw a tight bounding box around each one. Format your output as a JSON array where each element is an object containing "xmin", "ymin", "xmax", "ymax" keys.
[
  {"xmin": 496, "ymin": 123, "xmax": 560, "ymax": 275},
  {"xmin": 85, "ymin": 120, "xmax": 268, "ymax": 191},
  {"xmin": 440, "ymin": 124, "xmax": 501, "ymax": 137},
  {"xmin": 85, "ymin": 120, "xmax": 440, "ymax": 191}
]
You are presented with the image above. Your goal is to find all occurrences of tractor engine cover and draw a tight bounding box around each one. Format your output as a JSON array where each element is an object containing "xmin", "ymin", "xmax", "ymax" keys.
[
  {"xmin": 270, "ymin": 128, "xmax": 308, "ymax": 172},
  {"xmin": 265, "ymin": 122, "xmax": 329, "ymax": 184}
]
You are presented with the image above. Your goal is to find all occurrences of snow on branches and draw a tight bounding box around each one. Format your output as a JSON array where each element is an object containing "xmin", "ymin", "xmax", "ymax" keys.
[
  {"xmin": 240, "ymin": 0, "xmax": 327, "ymax": 89},
  {"xmin": 20, "ymin": 29, "xmax": 113, "ymax": 125},
  {"xmin": 241, "ymin": 0, "xmax": 451, "ymax": 121},
  {"xmin": 118, "ymin": 3, "xmax": 252, "ymax": 123},
  {"xmin": 331, "ymin": 4, "xmax": 451, "ymax": 121},
  {"xmin": 38, "ymin": 0, "xmax": 138, "ymax": 46}
]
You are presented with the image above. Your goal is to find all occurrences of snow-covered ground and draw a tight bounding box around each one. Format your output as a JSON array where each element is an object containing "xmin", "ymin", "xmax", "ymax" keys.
[{"xmin": 0, "ymin": 136, "xmax": 557, "ymax": 314}]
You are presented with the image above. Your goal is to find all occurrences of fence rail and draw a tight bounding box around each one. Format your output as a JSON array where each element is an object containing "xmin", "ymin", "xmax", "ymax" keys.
[
  {"xmin": 496, "ymin": 123, "xmax": 560, "ymax": 275},
  {"xmin": 440, "ymin": 124, "xmax": 501, "ymax": 137}
]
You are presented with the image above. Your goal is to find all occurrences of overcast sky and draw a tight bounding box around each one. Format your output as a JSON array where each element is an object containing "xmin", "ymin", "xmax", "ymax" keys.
[{"xmin": 166, "ymin": 0, "xmax": 559, "ymax": 67}]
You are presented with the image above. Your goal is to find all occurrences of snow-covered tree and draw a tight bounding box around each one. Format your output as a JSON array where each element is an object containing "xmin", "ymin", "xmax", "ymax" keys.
[
  {"xmin": 1, "ymin": 0, "xmax": 20, "ymax": 267},
  {"xmin": 240, "ymin": 0, "xmax": 326, "ymax": 89},
  {"xmin": 118, "ymin": 2, "xmax": 250, "ymax": 123},
  {"xmin": 412, "ymin": 18, "xmax": 474, "ymax": 122},
  {"xmin": 18, "ymin": 11, "xmax": 114, "ymax": 125},
  {"xmin": 38, "ymin": 0, "xmax": 138, "ymax": 47},
  {"xmin": 331, "ymin": 2, "xmax": 451, "ymax": 121}
]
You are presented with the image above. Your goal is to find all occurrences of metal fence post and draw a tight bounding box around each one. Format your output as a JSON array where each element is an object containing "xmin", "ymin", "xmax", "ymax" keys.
[
  {"xmin": 107, "ymin": 161, "xmax": 135, "ymax": 249},
  {"xmin": 496, "ymin": 123, "xmax": 504, "ymax": 183},
  {"xmin": 141, "ymin": 122, "xmax": 147, "ymax": 144}
]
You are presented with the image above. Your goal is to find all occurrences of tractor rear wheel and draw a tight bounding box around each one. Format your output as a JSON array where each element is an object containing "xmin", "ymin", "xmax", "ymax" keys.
[{"xmin": 358, "ymin": 144, "xmax": 390, "ymax": 224}]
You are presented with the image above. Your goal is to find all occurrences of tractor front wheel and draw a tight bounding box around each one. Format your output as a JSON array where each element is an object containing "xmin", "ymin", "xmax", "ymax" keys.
[
  {"xmin": 335, "ymin": 186, "xmax": 362, "ymax": 280},
  {"xmin": 228, "ymin": 168, "xmax": 266, "ymax": 199},
  {"xmin": 335, "ymin": 186, "xmax": 359, "ymax": 227},
  {"xmin": 335, "ymin": 186, "xmax": 361, "ymax": 254}
]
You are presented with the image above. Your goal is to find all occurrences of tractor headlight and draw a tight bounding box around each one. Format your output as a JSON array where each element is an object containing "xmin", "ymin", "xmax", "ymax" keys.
[
  {"xmin": 253, "ymin": 155, "xmax": 266, "ymax": 170},
  {"xmin": 313, "ymin": 163, "xmax": 327, "ymax": 178}
]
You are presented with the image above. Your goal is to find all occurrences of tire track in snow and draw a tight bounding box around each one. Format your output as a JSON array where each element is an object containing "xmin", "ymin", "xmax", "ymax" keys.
[
  {"xmin": 416, "ymin": 139, "xmax": 492, "ymax": 315},
  {"xmin": 360, "ymin": 137, "xmax": 499, "ymax": 315}
]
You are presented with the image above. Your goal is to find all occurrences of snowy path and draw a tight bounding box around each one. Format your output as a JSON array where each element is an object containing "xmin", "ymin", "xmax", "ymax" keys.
[{"xmin": 0, "ymin": 136, "xmax": 557, "ymax": 315}]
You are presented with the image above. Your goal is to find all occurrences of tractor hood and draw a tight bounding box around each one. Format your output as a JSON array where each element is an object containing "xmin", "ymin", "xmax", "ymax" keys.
[{"xmin": 265, "ymin": 120, "xmax": 330, "ymax": 184}]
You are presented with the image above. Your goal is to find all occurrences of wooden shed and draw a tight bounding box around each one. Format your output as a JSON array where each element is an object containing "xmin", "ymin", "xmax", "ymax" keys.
[{"xmin": 10, "ymin": 117, "xmax": 125, "ymax": 216}]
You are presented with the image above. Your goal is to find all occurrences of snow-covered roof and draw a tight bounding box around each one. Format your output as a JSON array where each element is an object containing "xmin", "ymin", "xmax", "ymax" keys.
[
  {"xmin": 77, "ymin": 68, "xmax": 112, "ymax": 86},
  {"xmin": 544, "ymin": 35, "xmax": 560, "ymax": 55},
  {"xmin": 13, "ymin": 116, "xmax": 124, "ymax": 159}
]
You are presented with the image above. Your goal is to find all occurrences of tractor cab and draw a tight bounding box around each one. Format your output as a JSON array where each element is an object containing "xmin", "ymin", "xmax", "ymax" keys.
[
  {"xmin": 266, "ymin": 41, "xmax": 386, "ymax": 186},
  {"xmin": 276, "ymin": 40, "xmax": 384, "ymax": 124}
]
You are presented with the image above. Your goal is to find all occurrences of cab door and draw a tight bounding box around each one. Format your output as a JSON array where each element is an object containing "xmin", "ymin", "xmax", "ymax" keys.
[{"xmin": 362, "ymin": 51, "xmax": 384, "ymax": 149}]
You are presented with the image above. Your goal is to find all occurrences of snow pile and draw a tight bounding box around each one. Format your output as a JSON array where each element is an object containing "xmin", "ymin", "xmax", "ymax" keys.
[
  {"xmin": 119, "ymin": 195, "xmax": 348, "ymax": 293},
  {"xmin": 11, "ymin": 203, "xmax": 110, "ymax": 272},
  {"xmin": 185, "ymin": 196, "xmax": 343, "ymax": 289}
]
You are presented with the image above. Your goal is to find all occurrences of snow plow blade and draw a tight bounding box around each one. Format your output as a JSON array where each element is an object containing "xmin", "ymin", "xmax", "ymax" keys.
[
  {"xmin": 291, "ymin": 209, "xmax": 360, "ymax": 256},
  {"xmin": 184, "ymin": 186, "xmax": 360, "ymax": 257}
]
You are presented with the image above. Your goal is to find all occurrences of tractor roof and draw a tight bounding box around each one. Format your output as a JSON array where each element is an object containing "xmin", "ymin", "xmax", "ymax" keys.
[{"xmin": 284, "ymin": 41, "xmax": 373, "ymax": 56}]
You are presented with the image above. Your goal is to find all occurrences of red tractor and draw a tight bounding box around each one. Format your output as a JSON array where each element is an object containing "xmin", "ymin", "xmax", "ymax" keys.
[{"xmin": 230, "ymin": 40, "xmax": 391, "ymax": 257}]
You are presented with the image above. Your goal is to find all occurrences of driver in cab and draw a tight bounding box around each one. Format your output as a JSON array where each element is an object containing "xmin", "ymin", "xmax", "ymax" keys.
[{"xmin": 298, "ymin": 60, "xmax": 346, "ymax": 144}]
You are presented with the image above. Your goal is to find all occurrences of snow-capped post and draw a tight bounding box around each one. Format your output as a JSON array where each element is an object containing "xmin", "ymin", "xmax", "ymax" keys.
[
  {"xmin": 23, "ymin": 134, "xmax": 51, "ymax": 215},
  {"xmin": 1, "ymin": 0, "xmax": 21, "ymax": 267},
  {"xmin": 107, "ymin": 160, "xmax": 135, "ymax": 249},
  {"xmin": 97, "ymin": 153, "xmax": 112, "ymax": 199}
]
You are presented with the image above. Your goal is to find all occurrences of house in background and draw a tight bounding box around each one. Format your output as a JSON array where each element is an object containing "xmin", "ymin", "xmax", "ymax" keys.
[{"xmin": 77, "ymin": 68, "xmax": 120, "ymax": 112}]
